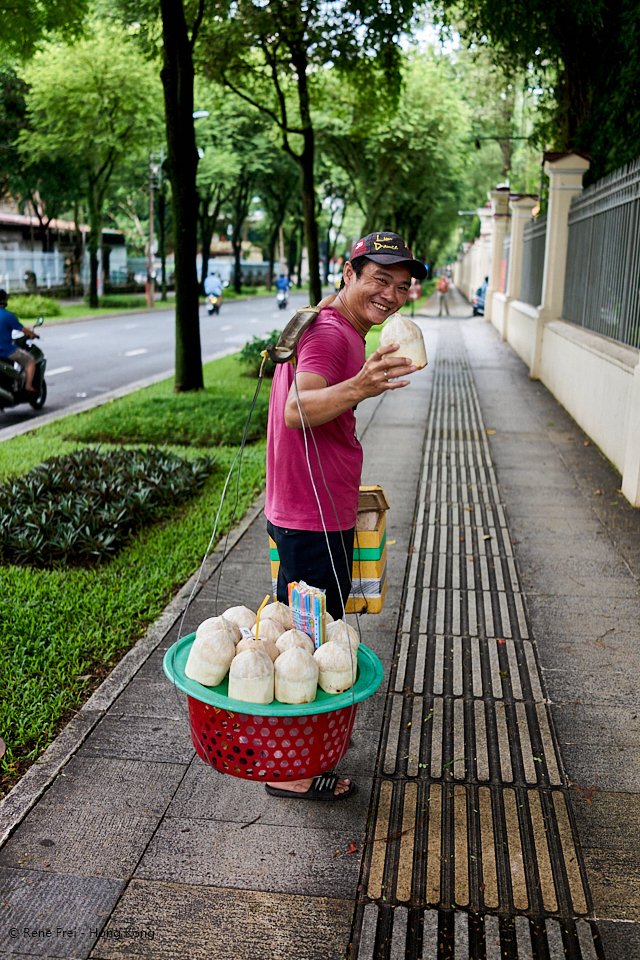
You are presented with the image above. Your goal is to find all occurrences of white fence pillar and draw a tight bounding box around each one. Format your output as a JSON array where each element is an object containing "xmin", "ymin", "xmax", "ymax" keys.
[
  {"xmin": 500, "ymin": 194, "xmax": 538, "ymax": 341},
  {"xmin": 622, "ymin": 360, "xmax": 640, "ymax": 507},
  {"xmin": 530, "ymin": 151, "xmax": 590, "ymax": 378},
  {"xmin": 485, "ymin": 187, "xmax": 510, "ymax": 322}
]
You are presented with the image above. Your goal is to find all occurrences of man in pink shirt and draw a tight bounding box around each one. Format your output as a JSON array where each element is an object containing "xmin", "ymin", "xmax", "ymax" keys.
[{"xmin": 265, "ymin": 231, "xmax": 426, "ymax": 800}]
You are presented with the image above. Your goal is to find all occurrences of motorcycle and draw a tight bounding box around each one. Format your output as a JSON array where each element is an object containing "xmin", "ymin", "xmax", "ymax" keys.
[
  {"xmin": 0, "ymin": 316, "xmax": 47, "ymax": 411},
  {"xmin": 207, "ymin": 293, "xmax": 222, "ymax": 315},
  {"xmin": 276, "ymin": 288, "xmax": 289, "ymax": 310}
]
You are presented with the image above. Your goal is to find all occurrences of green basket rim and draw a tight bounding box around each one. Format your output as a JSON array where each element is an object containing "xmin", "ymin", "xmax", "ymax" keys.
[{"xmin": 163, "ymin": 633, "xmax": 384, "ymax": 716}]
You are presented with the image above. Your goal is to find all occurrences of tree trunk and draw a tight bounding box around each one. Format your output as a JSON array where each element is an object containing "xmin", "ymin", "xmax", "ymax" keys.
[
  {"xmin": 267, "ymin": 230, "xmax": 276, "ymax": 290},
  {"xmin": 198, "ymin": 190, "xmax": 223, "ymax": 295},
  {"xmin": 160, "ymin": 0, "xmax": 203, "ymax": 392},
  {"xmin": 296, "ymin": 220, "xmax": 303, "ymax": 289},
  {"xmin": 89, "ymin": 245, "xmax": 99, "ymax": 307},
  {"xmin": 297, "ymin": 135, "xmax": 321, "ymax": 305},
  {"xmin": 233, "ymin": 235, "xmax": 242, "ymax": 293},
  {"xmin": 87, "ymin": 185, "xmax": 101, "ymax": 308}
]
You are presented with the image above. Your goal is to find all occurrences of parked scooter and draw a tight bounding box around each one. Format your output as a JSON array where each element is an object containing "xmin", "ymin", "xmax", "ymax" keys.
[
  {"xmin": 207, "ymin": 293, "xmax": 222, "ymax": 315},
  {"xmin": 276, "ymin": 288, "xmax": 289, "ymax": 310},
  {"xmin": 0, "ymin": 317, "xmax": 47, "ymax": 411}
]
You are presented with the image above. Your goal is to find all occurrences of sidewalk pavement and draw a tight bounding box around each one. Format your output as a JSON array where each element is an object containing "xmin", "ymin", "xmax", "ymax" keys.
[{"xmin": 0, "ymin": 285, "xmax": 638, "ymax": 959}]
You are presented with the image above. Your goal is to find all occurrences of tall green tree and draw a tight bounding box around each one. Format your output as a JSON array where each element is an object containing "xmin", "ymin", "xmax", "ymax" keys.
[
  {"xmin": 203, "ymin": 0, "xmax": 420, "ymax": 305},
  {"xmin": 436, "ymin": 0, "xmax": 639, "ymax": 178},
  {"xmin": 0, "ymin": 0, "xmax": 87, "ymax": 59},
  {"xmin": 325, "ymin": 56, "xmax": 469, "ymax": 267},
  {"xmin": 117, "ymin": 0, "xmax": 216, "ymax": 391},
  {"xmin": 19, "ymin": 24, "xmax": 161, "ymax": 306},
  {"xmin": 0, "ymin": 68, "xmax": 83, "ymax": 247}
]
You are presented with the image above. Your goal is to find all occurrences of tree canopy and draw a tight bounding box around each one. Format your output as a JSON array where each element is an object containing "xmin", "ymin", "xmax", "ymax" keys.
[
  {"xmin": 0, "ymin": 0, "xmax": 88, "ymax": 59},
  {"xmin": 436, "ymin": 0, "xmax": 640, "ymax": 179},
  {"xmin": 19, "ymin": 23, "xmax": 161, "ymax": 304},
  {"xmin": 202, "ymin": 0, "xmax": 420, "ymax": 303}
]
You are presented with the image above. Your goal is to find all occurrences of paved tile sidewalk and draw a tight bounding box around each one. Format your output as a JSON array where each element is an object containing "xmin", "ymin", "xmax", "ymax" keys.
[
  {"xmin": 0, "ymin": 319, "xmax": 436, "ymax": 959},
  {"xmin": 1, "ymin": 286, "xmax": 639, "ymax": 959}
]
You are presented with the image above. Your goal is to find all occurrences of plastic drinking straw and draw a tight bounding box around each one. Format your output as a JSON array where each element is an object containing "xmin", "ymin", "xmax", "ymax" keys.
[{"xmin": 254, "ymin": 594, "xmax": 270, "ymax": 640}]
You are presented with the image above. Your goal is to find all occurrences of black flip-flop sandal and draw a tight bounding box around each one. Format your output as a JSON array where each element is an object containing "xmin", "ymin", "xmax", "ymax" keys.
[{"xmin": 265, "ymin": 773, "xmax": 355, "ymax": 800}]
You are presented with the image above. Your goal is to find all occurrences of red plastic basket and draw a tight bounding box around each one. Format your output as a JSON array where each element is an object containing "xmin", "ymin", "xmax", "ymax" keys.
[
  {"xmin": 188, "ymin": 698, "xmax": 357, "ymax": 780},
  {"xmin": 164, "ymin": 633, "xmax": 384, "ymax": 781}
]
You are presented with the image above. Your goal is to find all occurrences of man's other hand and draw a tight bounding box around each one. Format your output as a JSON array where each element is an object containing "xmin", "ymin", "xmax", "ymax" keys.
[{"xmin": 353, "ymin": 343, "xmax": 416, "ymax": 397}]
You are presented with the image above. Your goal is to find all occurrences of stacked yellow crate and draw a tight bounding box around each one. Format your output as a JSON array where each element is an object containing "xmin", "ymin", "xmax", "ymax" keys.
[{"xmin": 269, "ymin": 485, "xmax": 389, "ymax": 615}]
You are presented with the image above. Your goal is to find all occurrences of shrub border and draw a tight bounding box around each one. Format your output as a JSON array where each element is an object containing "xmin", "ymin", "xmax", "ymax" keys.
[{"xmin": 0, "ymin": 491, "xmax": 266, "ymax": 848}]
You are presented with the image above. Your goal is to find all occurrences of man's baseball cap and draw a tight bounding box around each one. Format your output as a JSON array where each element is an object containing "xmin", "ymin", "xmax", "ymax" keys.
[{"xmin": 350, "ymin": 232, "xmax": 427, "ymax": 280}]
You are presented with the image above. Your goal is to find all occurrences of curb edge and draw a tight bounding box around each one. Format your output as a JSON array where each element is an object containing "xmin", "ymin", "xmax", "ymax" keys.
[{"xmin": 0, "ymin": 491, "xmax": 266, "ymax": 847}]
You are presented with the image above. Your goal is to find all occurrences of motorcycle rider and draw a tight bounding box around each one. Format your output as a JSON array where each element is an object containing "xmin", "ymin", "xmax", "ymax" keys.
[
  {"xmin": 204, "ymin": 270, "xmax": 223, "ymax": 299},
  {"xmin": 275, "ymin": 273, "xmax": 291, "ymax": 294},
  {"xmin": 0, "ymin": 289, "xmax": 37, "ymax": 393}
]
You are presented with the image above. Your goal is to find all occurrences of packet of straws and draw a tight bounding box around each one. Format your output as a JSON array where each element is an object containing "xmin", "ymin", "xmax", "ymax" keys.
[{"xmin": 288, "ymin": 580, "xmax": 326, "ymax": 650}]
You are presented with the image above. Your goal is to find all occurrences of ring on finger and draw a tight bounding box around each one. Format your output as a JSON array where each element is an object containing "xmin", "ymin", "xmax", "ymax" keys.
[{"xmin": 384, "ymin": 368, "xmax": 388, "ymax": 380}]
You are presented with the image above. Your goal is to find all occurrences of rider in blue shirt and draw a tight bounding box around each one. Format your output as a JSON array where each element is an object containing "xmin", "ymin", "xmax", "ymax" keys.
[
  {"xmin": 0, "ymin": 291, "xmax": 37, "ymax": 392},
  {"xmin": 275, "ymin": 274, "xmax": 291, "ymax": 292},
  {"xmin": 204, "ymin": 273, "xmax": 223, "ymax": 297}
]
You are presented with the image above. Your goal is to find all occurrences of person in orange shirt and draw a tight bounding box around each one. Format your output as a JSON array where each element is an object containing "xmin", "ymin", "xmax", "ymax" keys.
[{"xmin": 436, "ymin": 273, "xmax": 450, "ymax": 316}]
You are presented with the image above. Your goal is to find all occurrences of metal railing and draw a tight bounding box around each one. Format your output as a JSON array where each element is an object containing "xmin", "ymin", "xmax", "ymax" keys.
[
  {"xmin": 520, "ymin": 213, "xmax": 546, "ymax": 307},
  {"xmin": 500, "ymin": 233, "xmax": 511, "ymax": 293},
  {"xmin": 563, "ymin": 156, "xmax": 640, "ymax": 348},
  {"xmin": 0, "ymin": 250, "xmax": 65, "ymax": 291}
]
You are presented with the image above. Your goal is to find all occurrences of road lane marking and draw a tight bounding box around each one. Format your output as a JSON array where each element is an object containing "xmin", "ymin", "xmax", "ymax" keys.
[
  {"xmin": 220, "ymin": 325, "xmax": 232, "ymax": 331},
  {"xmin": 69, "ymin": 333, "xmax": 88, "ymax": 339},
  {"xmin": 47, "ymin": 366, "xmax": 73, "ymax": 376},
  {"xmin": 124, "ymin": 348, "xmax": 148, "ymax": 356}
]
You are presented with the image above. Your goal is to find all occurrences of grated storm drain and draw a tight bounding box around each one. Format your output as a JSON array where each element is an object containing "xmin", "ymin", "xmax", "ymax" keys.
[{"xmin": 352, "ymin": 330, "xmax": 604, "ymax": 960}]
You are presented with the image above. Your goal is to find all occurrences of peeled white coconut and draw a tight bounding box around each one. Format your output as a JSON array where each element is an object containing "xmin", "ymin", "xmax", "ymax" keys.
[
  {"xmin": 276, "ymin": 629, "xmax": 315, "ymax": 657},
  {"xmin": 275, "ymin": 646, "xmax": 319, "ymax": 704},
  {"xmin": 222, "ymin": 605, "xmax": 256, "ymax": 633},
  {"xmin": 185, "ymin": 617, "xmax": 236, "ymax": 687},
  {"xmin": 251, "ymin": 618, "xmax": 285, "ymax": 642},
  {"xmin": 261, "ymin": 601, "xmax": 291, "ymax": 631},
  {"xmin": 325, "ymin": 611, "xmax": 334, "ymax": 624},
  {"xmin": 326, "ymin": 619, "xmax": 360, "ymax": 655},
  {"xmin": 236, "ymin": 635, "xmax": 280, "ymax": 663},
  {"xmin": 314, "ymin": 642, "xmax": 357, "ymax": 695},
  {"xmin": 228, "ymin": 648, "xmax": 274, "ymax": 704},
  {"xmin": 379, "ymin": 314, "xmax": 427, "ymax": 370},
  {"xmin": 220, "ymin": 616, "xmax": 241, "ymax": 645}
]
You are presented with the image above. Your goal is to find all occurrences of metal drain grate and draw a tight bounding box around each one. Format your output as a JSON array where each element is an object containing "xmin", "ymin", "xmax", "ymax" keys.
[{"xmin": 352, "ymin": 330, "xmax": 604, "ymax": 960}]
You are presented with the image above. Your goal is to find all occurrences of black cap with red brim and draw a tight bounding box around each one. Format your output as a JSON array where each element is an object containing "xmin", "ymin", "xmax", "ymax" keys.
[{"xmin": 350, "ymin": 232, "xmax": 427, "ymax": 281}]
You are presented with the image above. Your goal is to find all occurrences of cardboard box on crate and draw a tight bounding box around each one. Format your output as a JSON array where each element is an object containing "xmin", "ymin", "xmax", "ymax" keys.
[{"xmin": 269, "ymin": 485, "xmax": 389, "ymax": 615}]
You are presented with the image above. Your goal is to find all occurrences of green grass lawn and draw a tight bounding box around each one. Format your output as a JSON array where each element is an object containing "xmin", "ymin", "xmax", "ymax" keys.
[{"xmin": 0, "ymin": 351, "xmax": 271, "ymax": 796}]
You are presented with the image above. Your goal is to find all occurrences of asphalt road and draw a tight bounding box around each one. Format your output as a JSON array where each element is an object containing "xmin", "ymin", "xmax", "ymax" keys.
[{"xmin": 0, "ymin": 292, "xmax": 306, "ymax": 431}]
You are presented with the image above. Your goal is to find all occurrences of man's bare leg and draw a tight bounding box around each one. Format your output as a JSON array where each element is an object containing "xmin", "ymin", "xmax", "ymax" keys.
[
  {"xmin": 266, "ymin": 776, "xmax": 351, "ymax": 796},
  {"xmin": 24, "ymin": 359, "xmax": 36, "ymax": 391}
]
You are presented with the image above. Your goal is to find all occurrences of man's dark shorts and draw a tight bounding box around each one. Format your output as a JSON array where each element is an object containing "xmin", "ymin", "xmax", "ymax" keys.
[
  {"xmin": 6, "ymin": 348, "xmax": 32, "ymax": 369},
  {"xmin": 267, "ymin": 520, "xmax": 354, "ymax": 621}
]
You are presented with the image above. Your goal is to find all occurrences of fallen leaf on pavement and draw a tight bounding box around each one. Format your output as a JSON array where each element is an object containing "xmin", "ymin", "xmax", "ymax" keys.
[{"xmin": 346, "ymin": 842, "xmax": 358, "ymax": 855}]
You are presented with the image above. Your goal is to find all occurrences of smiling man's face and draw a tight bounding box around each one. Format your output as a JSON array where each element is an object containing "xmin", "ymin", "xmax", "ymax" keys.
[{"xmin": 337, "ymin": 259, "xmax": 412, "ymax": 336}]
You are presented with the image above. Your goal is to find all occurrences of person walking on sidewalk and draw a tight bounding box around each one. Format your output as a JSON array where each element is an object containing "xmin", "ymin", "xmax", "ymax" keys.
[
  {"xmin": 265, "ymin": 231, "xmax": 426, "ymax": 801},
  {"xmin": 436, "ymin": 273, "xmax": 450, "ymax": 316}
]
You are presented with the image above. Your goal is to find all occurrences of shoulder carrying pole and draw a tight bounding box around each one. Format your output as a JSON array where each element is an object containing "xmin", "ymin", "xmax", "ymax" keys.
[{"xmin": 266, "ymin": 307, "xmax": 321, "ymax": 363}]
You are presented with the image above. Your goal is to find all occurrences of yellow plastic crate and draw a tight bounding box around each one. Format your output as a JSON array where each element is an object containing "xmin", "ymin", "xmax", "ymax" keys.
[{"xmin": 268, "ymin": 485, "xmax": 389, "ymax": 615}]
